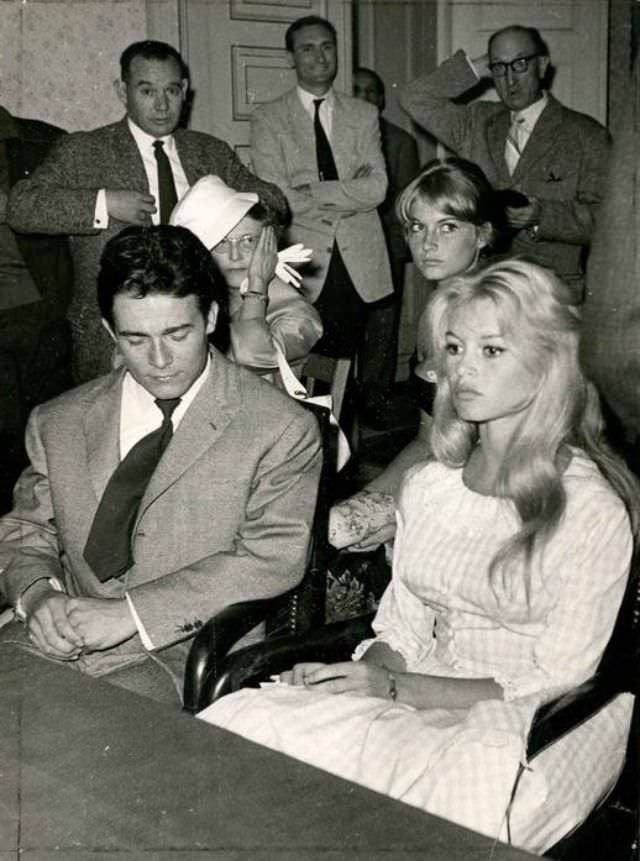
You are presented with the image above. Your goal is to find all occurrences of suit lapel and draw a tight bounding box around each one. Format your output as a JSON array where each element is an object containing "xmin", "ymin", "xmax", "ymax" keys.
[
  {"xmin": 110, "ymin": 119, "xmax": 150, "ymax": 191},
  {"xmin": 173, "ymin": 130, "xmax": 201, "ymax": 184},
  {"xmin": 287, "ymin": 89, "xmax": 315, "ymax": 152},
  {"xmin": 84, "ymin": 372, "xmax": 125, "ymax": 501},
  {"xmin": 136, "ymin": 353, "xmax": 242, "ymax": 522},
  {"xmin": 512, "ymin": 96, "xmax": 563, "ymax": 184}
]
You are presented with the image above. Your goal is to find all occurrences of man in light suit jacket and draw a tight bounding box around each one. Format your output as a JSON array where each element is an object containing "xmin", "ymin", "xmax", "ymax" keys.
[
  {"xmin": 0, "ymin": 226, "xmax": 322, "ymax": 705},
  {"xmin": 400, "ymin": 25, "xmax": 610, "ymax": 300},
  {"xmin": 250, "ymin": 16, "xmax": 393, "ymax": 359},
  {"xmin": 8, "ymin": 40, "xmax": 288, "ymax": 383}
]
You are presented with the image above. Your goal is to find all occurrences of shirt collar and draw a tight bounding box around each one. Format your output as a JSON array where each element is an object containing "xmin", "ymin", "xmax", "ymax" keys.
[
  {"xmin": 297, "ymin": 86, "xmax": 334, "ymax": 114},
  {"xmin": 123, "ymin": 352, "xmax": 211, "ymax": 429},
  {"xmin": 512, "ymin": 92, "xmax": 548, "ymax": 131},
  {"xmin": 127, "ymin": 116, "xmax": 176, "ymax": 154},
  {"xmin": 0, "ymin": 106, "xmax": 19, "ymax": 141}
]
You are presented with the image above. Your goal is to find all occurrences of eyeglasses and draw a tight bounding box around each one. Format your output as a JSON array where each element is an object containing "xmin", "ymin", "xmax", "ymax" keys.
[
  {"xmin": 212, "ymin": 234, "xmax": 258, "ymax": 255},
  {"xmin": 488, "ymin": 54, "xmax": 539, "ymax": 78}
]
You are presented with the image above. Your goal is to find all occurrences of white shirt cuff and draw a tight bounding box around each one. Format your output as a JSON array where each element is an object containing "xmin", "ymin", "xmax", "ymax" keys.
[
  {"xmin": 125, "ymin": 592, "xmax": 154, "ymax": 650},
  {"xmin": 94, "ymin": 189, "xmax": 109, "ymax": 229},
  {"xmin": 466, "ymin": 53, "xmax": 481, "ymax": 80}
]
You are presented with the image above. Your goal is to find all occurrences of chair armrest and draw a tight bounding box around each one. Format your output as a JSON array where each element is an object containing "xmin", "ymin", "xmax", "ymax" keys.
[
  {"xmin": 190, "ymin": 612, "xmax": 375, "ymax": 712},
  {"xmin": 526, "ymin": 673, "xmax": 622, "ymax": 760},
  {"xmin": 183, "ymin": 598, "xmax": 274, "ymax": 714}
]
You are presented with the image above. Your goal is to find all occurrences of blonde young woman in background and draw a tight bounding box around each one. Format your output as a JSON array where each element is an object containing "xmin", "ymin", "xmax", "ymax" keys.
[{"xmin": 330, "ymin": 157, "xmax": 501, "ymax": 552}]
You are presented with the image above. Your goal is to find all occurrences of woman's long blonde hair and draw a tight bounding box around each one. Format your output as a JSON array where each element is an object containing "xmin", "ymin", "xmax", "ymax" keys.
[{"xmin": 424, "ymin": 260, "xmax": 640, "ymax": 593}]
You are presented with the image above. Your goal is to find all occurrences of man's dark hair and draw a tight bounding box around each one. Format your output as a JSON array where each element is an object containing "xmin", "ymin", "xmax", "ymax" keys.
[
  {"xmin": 120, "ymin": 40, "xmax": 188, "ymax": 81},
  {"xmin": 354, "ymin": 66, "xmax": 385, "ymax": 100},
  {"xmin": 98, "ymin": 225, "xmax": 228, "ymax": 349},
  {"xmin": 285, "ymin": 16, "xmax": 337, "ymax": 53},
  {"xmin": 488, "ymin": 25, "xmax": 549, "ymax": 58}
]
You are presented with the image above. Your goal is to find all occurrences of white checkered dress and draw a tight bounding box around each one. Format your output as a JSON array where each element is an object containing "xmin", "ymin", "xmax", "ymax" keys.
[{"xmin": 200, "ymin": 452, "xmax": 634, "ymax": 853}]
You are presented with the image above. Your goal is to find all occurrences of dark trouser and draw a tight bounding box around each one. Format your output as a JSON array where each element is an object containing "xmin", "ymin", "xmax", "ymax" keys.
[
  {"xmin": 359, "ymin": 252, "xmax": 406, "ymax": 398},
  {"xmin": 313, "ymin": 245, "xmax": 368, "ymax": 359}
]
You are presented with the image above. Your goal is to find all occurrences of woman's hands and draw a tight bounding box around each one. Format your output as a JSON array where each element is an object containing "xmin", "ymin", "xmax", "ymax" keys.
[
  {"xmin": 281, "ymin": 660, "xmax": 393, "ymax": 699},
  {"xmin": 246, "ymin": 225, "xmax": 277, "ymax": 295}
]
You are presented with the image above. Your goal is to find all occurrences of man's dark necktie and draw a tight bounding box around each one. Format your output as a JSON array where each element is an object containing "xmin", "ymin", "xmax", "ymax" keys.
[
  {"xmin": 153, "ymin": 140, "xmax": 178, "ymax": 223},
  {"xmin": 313, "ymin": 98, "xmax": 338, "ymax": 182},
  {"xmin": 83, "ymin": 398, "xmax": 181, "ymax": 582}
]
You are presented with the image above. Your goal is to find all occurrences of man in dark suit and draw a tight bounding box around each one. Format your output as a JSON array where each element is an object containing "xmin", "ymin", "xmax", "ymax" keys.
[
  {"xmin": 8, "ymin": 40, "xmax": 288, "ymax": 382},
  {"xmin": 353, "ymin": 68, "xmax": 419, "ymax": 427},
  {"xmin": 0, "ymin": 106, "xmax": 73, "ymax": 512},
  {"xmin": 0, "ymin": 225, "xmax": 321, "ymax": 705},
  {"xmin": 400, "ymin": 25, "xmax": 609, "ymax": 301},
  {"xmin": 250, "ymin": 16, "xmax": 393, "ymax": 360}
]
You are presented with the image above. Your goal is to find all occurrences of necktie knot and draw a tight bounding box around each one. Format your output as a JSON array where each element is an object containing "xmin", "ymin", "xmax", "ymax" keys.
[
  {"xmin": 155, "ymin": 397, "xmax": 181, "ymax": 425},
  {"xmin": 153, "ymin": 139, "xmax": 166, "ymax": 154},
  {"xmin": 313, "ymin": 98, "xmax": 325, "ymax": 114}
]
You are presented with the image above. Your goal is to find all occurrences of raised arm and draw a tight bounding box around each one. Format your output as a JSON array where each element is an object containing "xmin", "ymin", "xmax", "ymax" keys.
[{"xmin": 399, "ymin": 49, "xmax": 483, "ymax": 155}]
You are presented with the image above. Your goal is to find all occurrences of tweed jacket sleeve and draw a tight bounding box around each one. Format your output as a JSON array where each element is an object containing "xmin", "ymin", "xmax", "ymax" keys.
[
  {"xmin": 7, "ymin": 130, "xmax": 109, "ymax": 235},
  {"xmin": 399, "ymin": 50, "xmax": 482, "ymax": 155}
]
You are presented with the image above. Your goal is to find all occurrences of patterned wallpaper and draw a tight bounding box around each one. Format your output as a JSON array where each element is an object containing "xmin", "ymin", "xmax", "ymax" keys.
[{"xmin": 0, "ymin": 0, "xmax": 148, "ymax": 131}]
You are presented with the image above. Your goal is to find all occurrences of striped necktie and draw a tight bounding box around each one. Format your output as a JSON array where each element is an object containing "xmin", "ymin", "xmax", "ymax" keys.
[{"xmin": 505, "ymin": 115, "xmax": 526, "ymax": 175}]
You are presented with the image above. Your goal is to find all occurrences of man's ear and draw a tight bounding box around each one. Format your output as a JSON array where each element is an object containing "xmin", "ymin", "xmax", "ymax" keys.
[
  {"xmin": 114, "ymin": 78, "xmax": 128, "ymax": 109},
  {"xmin": 537, "ymin": 56, "xmax": 550, "ymax": 81},
  {"xmin": 205, "ymin": 302, "xmax": 218, "ymax": 335},
  {"xmin": 102, "ymin": 318, "xmax": 117, "ymax": 342},
  {"xmin": 287, "ymin": 51, "xmax": 295, "ymax": 69},
  {"xmin": 181, "ymin": 78, "xmax": 189, "ymax": 98}
]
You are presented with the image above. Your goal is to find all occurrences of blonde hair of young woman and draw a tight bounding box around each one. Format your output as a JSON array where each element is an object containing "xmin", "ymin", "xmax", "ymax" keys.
[{"xmin": 424, "ymin": 259, "xmax": 640, "ymax": 592}]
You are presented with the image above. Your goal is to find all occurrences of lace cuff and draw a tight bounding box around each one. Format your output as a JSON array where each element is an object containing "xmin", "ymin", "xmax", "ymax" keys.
[{"xmin": 329, "ymin": 490, "xmax": 395, "ymax": 549}]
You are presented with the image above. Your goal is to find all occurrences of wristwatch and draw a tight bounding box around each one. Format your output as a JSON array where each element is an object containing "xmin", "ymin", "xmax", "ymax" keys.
[{"xmin": 14, "ymin": 577, "xmax": 63, "ymax": 622}]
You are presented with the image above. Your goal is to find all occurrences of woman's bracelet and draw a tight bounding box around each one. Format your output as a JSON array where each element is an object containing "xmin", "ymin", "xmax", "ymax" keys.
[
  {"xmin": 243, "ymin": 290, "xmax": 268, "ymax": 302},
  {"xmin": 387, "ymin": 670, "xmax": 398, "ymax": 702}
]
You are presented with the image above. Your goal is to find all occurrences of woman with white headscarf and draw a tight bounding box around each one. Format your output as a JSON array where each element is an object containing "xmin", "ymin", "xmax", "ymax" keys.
[{"xmin": 171, "ymin": 175, "xmax": 322, "ymax": 388}]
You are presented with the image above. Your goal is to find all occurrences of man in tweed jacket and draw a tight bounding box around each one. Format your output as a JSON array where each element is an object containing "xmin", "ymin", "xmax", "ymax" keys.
[
  {"xmin": 8, "ymin": 40, "xmax": 288, "ymax": 382},
  {"xmin": 400, "ymin": 25, "xmax": 610, "ymax": 300},
  {"xmin": 0, "ymin": 225, "xmax": 321, "ymax": 705}
]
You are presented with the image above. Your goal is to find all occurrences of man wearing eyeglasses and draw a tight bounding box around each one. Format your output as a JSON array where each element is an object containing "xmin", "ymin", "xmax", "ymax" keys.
[{"xmin": 400, "ymin": 25, "xmax": 609, "ymax": 301}]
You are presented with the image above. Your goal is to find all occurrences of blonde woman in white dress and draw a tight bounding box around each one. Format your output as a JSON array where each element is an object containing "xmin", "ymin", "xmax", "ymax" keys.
[{"xmin": 200, "ymin": 260, "xmax": 639, "ymax": 853}]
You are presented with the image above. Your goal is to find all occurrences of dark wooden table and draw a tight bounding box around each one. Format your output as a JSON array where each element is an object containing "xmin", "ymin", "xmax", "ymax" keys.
[{"xmin": 0, "ymin": 644, "xmax": 537, "ymax": 860}]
